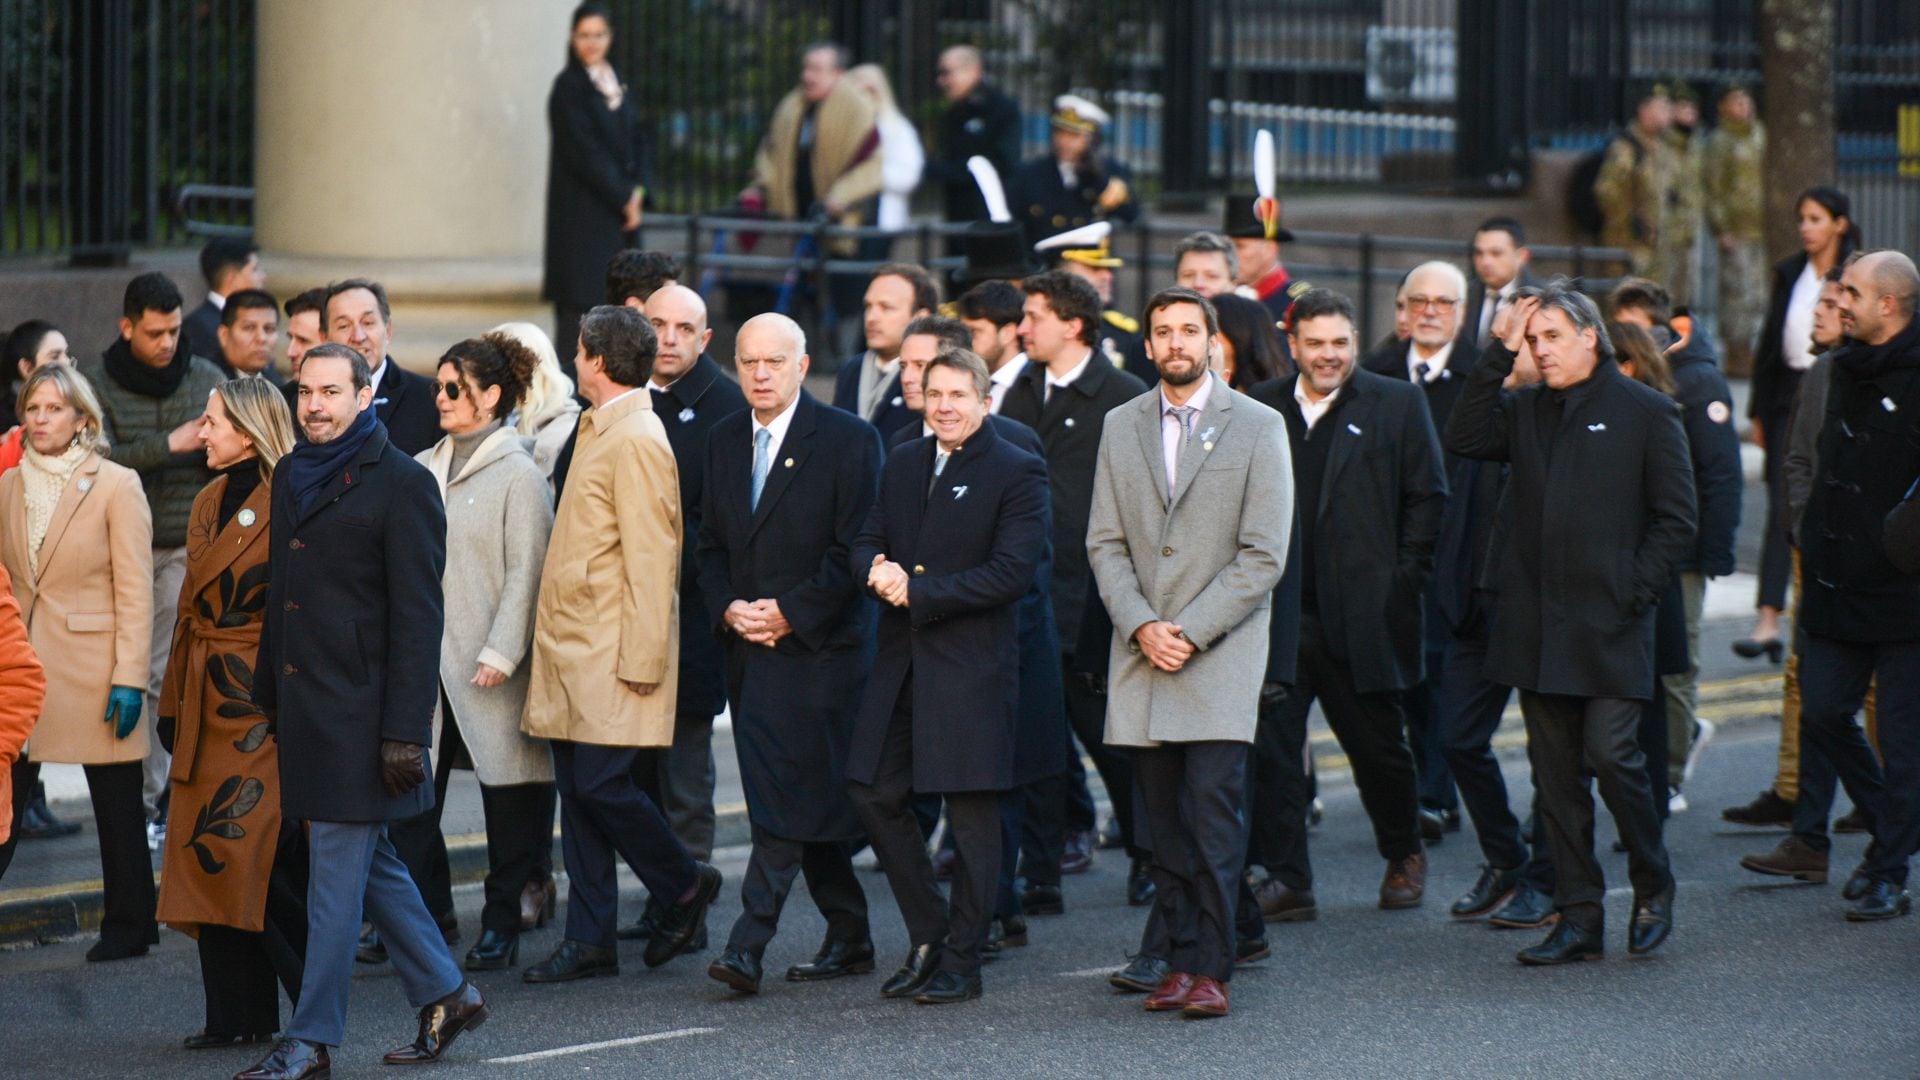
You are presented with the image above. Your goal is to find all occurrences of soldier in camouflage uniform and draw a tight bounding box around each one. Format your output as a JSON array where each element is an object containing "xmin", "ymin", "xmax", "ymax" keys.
[
  {"xmin": 1659, "ymin": 82, "xmax": 1705, "ymax": 306},
  {"xmin": 1702, "ymin": 84, "xmax": 1768, "ymax": 376},
  {"xmin": 1594, "ymin": 83, "xmax": 1675, "ymax": 278}
]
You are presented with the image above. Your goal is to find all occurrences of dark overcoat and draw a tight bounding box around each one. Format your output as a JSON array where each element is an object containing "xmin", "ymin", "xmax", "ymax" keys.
[
  {"xmin": 697, "ymin": 392, "xmax": 881, "ymax": 840},
  {"xmin": 542, "ymin": 60, "xmax": 650, "ymax": 310},
  {"xmin": 371, "ymin": 359, "xmax": 444, "ymax": 458},
  {"xmin": 1445, "ymin": 345, "xmax": 1697, "ymax": 699},
  {"xmin": 654, "ymin": 355, "xmax": 748, "ymax": 719},
  {"xmin": 832, "ymin": 359, "xmax": 919, "ymax": 442},
  {"xmin": 849, "ymin": 418, "xmax": 1048, "ymax": 794},
  {"xmin": 1250, "ymin": 367, "xmax": 1447, "ymax": 694},
  {"xmin": 255, "ymin": 424, "xmax": 447, "ymax": 822},
  {"xmin": 1009, "ymin": 154, "xmax": 1140, "ymax": 247}
]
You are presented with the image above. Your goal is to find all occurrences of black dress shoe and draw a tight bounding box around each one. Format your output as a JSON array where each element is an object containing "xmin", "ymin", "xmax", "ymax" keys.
[
  {"xmin": 384, "ymin": 981, "xmax": 488, "ymax": 1064},
  {"xmin": 1843, "ymin": 863, "xmax": 1873, "ymax": 901},
  {"xmin": 523, "ymin": 939, "xmax": 619, "ymax": 983},
  {"xmin": 1450, "ymin": 864, "xmax": 1521, "ymax": 919},
  {"xmin": 644, "ymin": 863, "xmax": 722, "ymax": 968},
  {"xmin": 1516, "ymin": 918, "xmax": 1603, "ymax": 965},
  {"xmin": 1418, "ymin": 807, "xmax": 1446, "ymax": 843},
  {"xmin": 356, "ymin": 922, "xmax": 387, "ymax": 964},
  {"xmin": 84, "ymin": 938, "xmax": 149, "ymax": 962},
  {"xmin": 1833, "ymin": 806, "xmax": 1871, "ymax": 834},
  {"xmin": 1721, "ymin": 789, "xmax": 1795, "ymax": 827},
  {"xmin": 996, "ymin": 914, "xmax": 1028, "ymax": 948},
  {"xmin": 914, "ymin": 969, "xmax": 982, "ymax": 1004},
  {"xmin": 184, "ymin": 1031, "xmax": 274, "ymax": 1050},
  {"xmin": 1487, "ymin": 882, "xmax": 1557, "ymax": 930},
  {"xmin": 787, "ymin": 938, "xmax": 876, "ymax": 981},
  {"xmin": 234, "ymin": 1037, "xmax": 330, "ymax": 1080},
  {"xmin": 616, "ymin": 908, "xmax": 657, "ymax": 942},
  {"xmin": 1127, "ymin": 859, "xmax": 1156, "ymax": 907},
  {"xmin": 1846, "ymin": 880, "xmax": 1912, "ymax": 921},
  {"xmin": 1021, "ymin": 882, "xmax": 1064, "ymax": 915},
  {"xmin": 1731, "ymin": 636, "xmax": 1786, "ymax": 663},
  {"xmin": 1108, "ymin": 953, "xmax": 1171, "ymax": 993},
  {"xmin": 707, "ymin": 948, "xmax": 762, "ymax": 994},
  {"xmin": 1235, "ymin": 936, "xmax": 1271, "ymax": 964},
  {"xmin": 464, "ymin": 929, "xmax": 519, "ymax": 972},
  {"xmin": 879, "ymin": 943, "xmax": 941, "ymax": 998},
  {"xmin": 1628, "ymin": 888, "xmax": 1674, "ymax": 955}
]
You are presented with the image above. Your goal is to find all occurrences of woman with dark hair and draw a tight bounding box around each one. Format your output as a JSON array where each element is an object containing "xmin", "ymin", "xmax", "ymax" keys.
[
  {"xmin": 1211, "ymin": 292, "xmax": 1292, "ymax": 389},
  {"xmin": 543, "ymin": 2, "xmax": 651, "ymax": 377},
  {"xmin": 390, "ymin": 334, "xmax": 558, "ymax": 973},
  {"xmin": 1739, "ymin": 186, "xmax": 1860, "ymax": 661},
  {"xmin": 1, "ymin": 320, "xmax": 72, "ymax": 471}
]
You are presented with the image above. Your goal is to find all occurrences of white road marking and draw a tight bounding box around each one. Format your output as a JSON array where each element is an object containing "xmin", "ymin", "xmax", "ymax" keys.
[
  {"xmin": 487, "ymin": 1027, "xmax": 720, "ymax": 1064},
  {"xmin": 1057, "ymin": 965, "xmax": 1123, "ymax": 977}
]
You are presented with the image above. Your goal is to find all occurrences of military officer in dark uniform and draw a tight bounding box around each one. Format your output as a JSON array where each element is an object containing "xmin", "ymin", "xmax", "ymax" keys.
[
  {"xmin": 1010, "ymin": 96, "xmax": 1141, "ymax": 248},
  {"xmin": 1036, "ymin": 222, "xmax": 1150, "ymax": 381}
]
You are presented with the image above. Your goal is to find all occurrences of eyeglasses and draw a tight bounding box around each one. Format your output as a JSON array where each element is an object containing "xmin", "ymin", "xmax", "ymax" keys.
[
  {"xmin": 435, "ymin": 380, "xmax": 463, "ymax": 400},
  {"xmin": 1407, "ymin": 295, "xmax": 1460, "ymax": 312}
]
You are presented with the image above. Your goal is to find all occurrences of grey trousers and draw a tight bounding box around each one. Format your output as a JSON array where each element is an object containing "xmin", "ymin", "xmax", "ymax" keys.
[
  {"xmin": 142, "ymin": 546, "xmax": 188, "ymax": 819},
  {"xmin": 1660, "ymin": 570, "xmax": 1706, "ymax": 787}
]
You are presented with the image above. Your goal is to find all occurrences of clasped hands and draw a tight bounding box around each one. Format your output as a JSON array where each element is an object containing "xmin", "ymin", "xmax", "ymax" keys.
[
  {"xmin": 866, "ymin": 554, "xmax": 910, "ymax": 608},
  {"xmin": 1134, "ymin": 620, "xmax": 1195, "ymax": 674},
  {"xmin": 726, "ymin": 597, "xmax": 793, "ymax": 647}
]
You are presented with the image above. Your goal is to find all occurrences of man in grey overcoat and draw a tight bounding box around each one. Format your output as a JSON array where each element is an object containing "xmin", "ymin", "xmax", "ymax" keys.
[{"xmin": 1086, "ymin": 287, "xmax": 1292, "ymax": 1020}]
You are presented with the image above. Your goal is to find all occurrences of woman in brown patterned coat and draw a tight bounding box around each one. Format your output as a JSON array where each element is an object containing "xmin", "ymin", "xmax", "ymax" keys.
[{"xmin": 155, "ymin": 378, "xmax": 304, "ymax": 1050}]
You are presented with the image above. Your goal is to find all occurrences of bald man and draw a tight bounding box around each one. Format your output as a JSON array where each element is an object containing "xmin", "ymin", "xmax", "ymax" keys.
[
  {"xmin": 614, "ymin": 284, "xmax": 750, "ymax": 945},
  {"xmin": 930, "ymin": 45, "xmax": 1021, "ymax": 223}
]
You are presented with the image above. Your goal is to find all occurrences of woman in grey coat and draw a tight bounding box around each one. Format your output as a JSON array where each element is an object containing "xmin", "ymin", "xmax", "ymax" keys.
[{"xmin": 395, "ymin": 333, "xmax": 558, "ymax": 973}]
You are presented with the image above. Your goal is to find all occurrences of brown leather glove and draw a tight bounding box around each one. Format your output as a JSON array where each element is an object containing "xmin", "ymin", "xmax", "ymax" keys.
[{"xmin": 380, "ymin": 739, "xmax": 427, "ymax": 796}]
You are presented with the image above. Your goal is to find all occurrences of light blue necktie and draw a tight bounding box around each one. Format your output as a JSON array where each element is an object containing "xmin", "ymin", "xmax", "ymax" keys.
[{"xmin": 751, "ymin": 427, "xmax": 771, "ymax": 510}]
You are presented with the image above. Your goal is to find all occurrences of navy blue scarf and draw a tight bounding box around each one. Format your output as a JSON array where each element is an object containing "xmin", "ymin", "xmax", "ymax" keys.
[{"xmin": 283, "ymin": 410, "xmax": 382, "ymax": 518}]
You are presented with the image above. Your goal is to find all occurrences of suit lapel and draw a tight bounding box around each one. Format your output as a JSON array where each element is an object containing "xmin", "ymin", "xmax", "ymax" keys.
[
  {"xmin": 187, "ymin": 478, "xmax": 270, "ymax": 599},
  {"xmin": 1319, "ymin": 379, "xmax": 1376, "ymax": 520},
  {"xmin": 35, "ymin": 456, "xmax": 102, "ymax": 584},
  {"xmin": 1167, "ymin": 381, "xmax": 1235, "ymax": 511},
  {"xmin": 749, "ymin": 394, "xmax": 815, "ymax": 537},
  {"xmin": 1133, "ymin": 395, "xmax": 1168, "ymax": 501}
]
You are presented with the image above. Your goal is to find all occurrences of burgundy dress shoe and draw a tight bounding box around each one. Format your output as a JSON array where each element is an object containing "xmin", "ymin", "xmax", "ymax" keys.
[
  {"xmin": 1060, "ymin": 829, "xmax": 1094, "ymax": 875},
  {"xmin": 1144, "ymin": 971, "xmax": 1196, "ymax": 1011},
  {"xmin": 383, "ymin": 981, "xmax": 489, "ymax": 1064},
  {"xmin": 234, "ymin": 1037, "xmax": 330, "ymax": 1080},
  {"xmin": 1182, "ymin": 976, "xmax": 1229, "ymax": 1018}
]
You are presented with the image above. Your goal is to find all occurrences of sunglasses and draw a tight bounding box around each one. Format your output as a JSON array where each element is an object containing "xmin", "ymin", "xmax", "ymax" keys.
[{"xmin": 435, "ymin": 380, "xmax": 464, "ymax": 400}]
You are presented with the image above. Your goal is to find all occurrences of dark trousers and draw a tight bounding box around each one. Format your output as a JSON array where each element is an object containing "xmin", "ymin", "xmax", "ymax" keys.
[
  {"xmin": 1794, "ymin": 634, "xmax": 1920, "ymax": 885},
  {"xmin": 0, "ymin": 758, "xmax": 156, "ymax": 947},
  {"xmin": 1134, "ymin": 741, "xmax": 1249, "ymax": 983},
  {"xmin": 389, "ymin": 701, "xmax": 556, "ymax": 935},
  {"xmin": 551, "ymin": 739, "xmax": 697, "ymax": 949},
  {"xmin": 1436, "ymin": 628, "xmax": 1552, "ymax": 891},
  {"xmin": 198, "ymin": 821, "xmax": 310, "ymax": 1037},
  {"xmin": 1255, "ymin": 615, "xmax": 1422, "ymax": 890},
  {"xmin": 1403, "ymin": 647, "xmax": 1460, "ymax": 813},
  {"xmin": 1021, "ymin": 667, "xmax": 1142, "ymax": 884},
  {"xmin": 1756, "ymin": 441, "xmax": 1793, "ymax": 610},
  {"xmin": 848, "ymin": 686, "xmax": 1000, "ymax": 976},
  {"xmin": 1519, "ymin": 692, "xmax": 1673, "ymax": 915},
  {"xmin": 632, "ymin": 707, "xmax": 719, "ymax": 861},
  {"xmin": 727, "ymin": 825, "xmax": 868, "ymax": 956}
]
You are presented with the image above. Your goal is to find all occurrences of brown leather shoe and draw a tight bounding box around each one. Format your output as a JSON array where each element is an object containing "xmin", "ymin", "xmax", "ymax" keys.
[
  {"xmin": 1379, "ymin": 851, "xmax": 1427, "ymax": 910},
  {"xmin": 1182, "ymin": 975, "xmax": 1229, "ymax": 1018},
  {"xmin": 1143, "ymin": 971, "xmax": 1196, "ymax": 1011},
  {"xmin": 383, "ymin": 981, "xmax": 488, "ymax": 1064},
  {"xmin": 519, "ymin": 877, "xmax": 556, "ymax": 931},
  {"xmin": 1739, "ymin": 835, "xmax": 1830, "ymax": 883},
  {"xmin": 1254, "ymin": 877, "xmax": 1318, "ymax": 922}
]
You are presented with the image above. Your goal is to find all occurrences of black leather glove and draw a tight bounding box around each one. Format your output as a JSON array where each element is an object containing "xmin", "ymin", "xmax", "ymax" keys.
[
  {"xmin": 380, "ymin": 739, "xmax": 427, "ymax": 796},
  {"xmin": 156, "ymin": 716, "xmax": 176, "ymax": 755},
  {"xmin": 1260, "ymin": 681, "xmax": 1290, "ymax": 708}
]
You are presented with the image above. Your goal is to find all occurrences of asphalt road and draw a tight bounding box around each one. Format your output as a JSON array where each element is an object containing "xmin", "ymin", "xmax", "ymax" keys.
[{"xmin": 4, "ymin": 723, "xmax": 1916, "ymax": 1080}]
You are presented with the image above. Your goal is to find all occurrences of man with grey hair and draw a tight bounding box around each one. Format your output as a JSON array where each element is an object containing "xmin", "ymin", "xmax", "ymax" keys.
[
  {"xmin": 1446, "ymin": 285, "xmax": 1695, "ymax": 964},
  {"xmin": 1174, "ymin": 232, "xmax": 1241, "ymax": 299},
  {"xmin": 1789, "ymin": 249, "xmax": 1920, "ymax": 922},
  {"xmin": 931, "ymin": 45, "xmax": 1021, "ymax": 224}
]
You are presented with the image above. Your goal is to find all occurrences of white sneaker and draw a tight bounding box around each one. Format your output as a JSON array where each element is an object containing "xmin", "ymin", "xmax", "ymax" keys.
[
  {"xmin": 1668, "ymin": 791, "xmax": 1689, "ymax": 814},
  {"xmin": 1683, "ymin": 718, "xmax": 1717, "ymax": 785},
  {"xmin": 146, "ymin": 819, "xmax": 165, "ymax": 852}
]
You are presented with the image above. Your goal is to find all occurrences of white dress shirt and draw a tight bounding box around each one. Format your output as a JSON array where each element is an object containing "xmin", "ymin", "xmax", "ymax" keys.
[
  {"xmin": 752, "ymin": 391, "xmax": 802, "ymax": 463},
  {"xmin": 1780, "ymin": 261, "xmax": 1823, "ymax": 372},
  {"xmin": 988, "ymin": 354, "xmax": 1029, "ymax": 415},
  {"xmin": 1044, "ymin": 347, "xmax": 1094, "ymax": 404},
  {"xmin": 1294, "ymin": 375, "xmax": 1342, "ymax": 431},
  {"xmin": 368, "ymin": 358, "xmax": 390, "ymax": 403},
  {"xmin": 1160, "ymin": 373, "xmax": 1215, "ymax": 495},
  {"xmin": 1407, "ymin": 339, "xmax": 1454, "ymax": 383}
]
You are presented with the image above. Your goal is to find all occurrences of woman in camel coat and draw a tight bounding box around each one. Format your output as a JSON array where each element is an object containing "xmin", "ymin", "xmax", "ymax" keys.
[{"xmin": 0, "ymin": 364, "xmax": 156, "ymax": 961}]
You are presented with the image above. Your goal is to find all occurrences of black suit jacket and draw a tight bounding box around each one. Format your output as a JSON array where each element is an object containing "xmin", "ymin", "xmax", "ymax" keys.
[
  {"xmin": 999, "ymin": 351, "xmax": 1148, "ymax": 654},
  {"xmin": 652, "ymin": 355, "xmax": 748, "ymax": 718},
  {"xmin": 698, "ymin": 391, "xmax": 881, "ymax": 840},
  {"xmin": 1252, "ymin": 368, "xmax": 1447, "ymax": 693},
  {"xmin": 1749, "ymin": 253, "xmax": 1813, "ymax": 430},
  {"xmin": 1009, "ymin": 155, "xmax": 1140, "ymax": 247},
  {"xmin": 1446, "ymin": 344, "xmax": 1698, "ymax": 699},
  {"xmin": 182, "ymin": 298, "xmax": 222, "ymax": 373},
  {"xmin": 832, "ymin": 355, "xmax": 918, "ymax": 441},
  {"xmin": 849, "ymin": 418, "xmax": 1049, "ymax": 794},
  {"xmin": 256, "ymin": 423, "xmax": 447, "ymax": 823},
  {"xmin": 372, "ymin": 359, "xmax": 444, "ymax": 457},
  {"xmin": 1364, "ymin": 342, "xmax": 1469, "ymax": 655},
  {"xmin": 929, "ymin": 84, "xmax": 1023, "ymax": 222}
]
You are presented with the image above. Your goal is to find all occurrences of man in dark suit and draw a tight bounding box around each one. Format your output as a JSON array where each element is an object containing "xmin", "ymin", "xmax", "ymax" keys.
[
  {"xmin": 929, "ymin": 45, "xmax": 1022, "ymax": 224},
  {"xmin": 1246, "ymin": 288, "xmax": 1447, "ymax": 919},
  {"xmin": 1000, "ymin": 270, "xmax": 1150, "ymax": 911},
  {"xmin": 321, "ymin": 279, "xmax": 442, "ymax": 456},
  {"xmin": 1447, "ymin": 287, "xmax": 1693, "ymax": 964},
  {"xmin": 1009, "ymin": 95, "xmax": 1140, "ymax": 248},
  {"xmin": 1463, "ymin": 217, "xmax": 1534, "ymax": 351},
  {"xmin": 698, "ymin": 312, "xmax": 883, "ymax": 994},
  {"xmin": 832, "ymin": 263, "xmax": 936, "ymax": 442},
  {"xmin": 183, "ymin": 236, "xmax": 263, "ymax": 366},
  {"xmin": 850, "ymin": 347, "xmax": 1048, "ymax": 1005},
  {"xmin": 892, "ymin": 316, "xmax": 1065, "ymax": 951},
  {"xmin": 243, "ymin": 344, "xmax": 485, "ymax": 1080},
  {"xmin": 1363, "ymin": 260, "xmax": 1471, "ymax": 842}
]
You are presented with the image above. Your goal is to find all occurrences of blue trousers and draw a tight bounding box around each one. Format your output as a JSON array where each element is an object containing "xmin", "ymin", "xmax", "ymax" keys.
[
  {"xmin": 287, "ymin": 821, "xmax": 462, "ymax": 1047},
  {"xmin": 552, "ymin": 739, "xmax": 697, "ymax": 949}
]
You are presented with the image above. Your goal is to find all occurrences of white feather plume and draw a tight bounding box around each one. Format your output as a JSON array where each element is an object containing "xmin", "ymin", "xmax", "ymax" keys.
[
  {"xmin": 969, "ymin": 156, "xmax": 1012, "ymax": 223},
  {"xmin": 1254, "ymin": 130, "xmax": 1276, "ymax": 201}
]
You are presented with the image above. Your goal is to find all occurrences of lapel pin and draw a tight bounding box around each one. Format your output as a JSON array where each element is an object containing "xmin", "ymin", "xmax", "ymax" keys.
[
  {"xmin": 1588, "ymin": 422, "xmax": 1608, "ymax": 432},
  {"xmin": 1200, "ymin": 426, "xmax": 1216, "ymax": 444},
  {"xmin": 1064, "ymin": 417, "xmax": 1076, "ymax": 428},
  {"xmin": 1883, "ymin": 397, "xmax": 1899, "ymax": 413},
  {"xmin": 784, "ymin": 457, "xmax": 794, "ymax": 468},
  {"xmin": 891, "ymin": 395, "xmax": 903, "ymax": 407},
  {"xmin": 77, "ymin": 477, "xmax": 93, "ymax": 492},
  {"xmin": 1346, "ymin": 423, "xmax": 1362, "ymax": 435},
  {"xmin": 1203, "ymin": 442, "xmax": 1214, "ymax": 452},
  {"xmin": 678, "ymin": 407, "xmax": 696, "ymax": 423},
  {"xmin": 953, "ymin": 485, "xmax": 968, "ymax": 500},
  {"xmin": 237, "ymin": 508, "xmax": 256, "ymax": 528}
]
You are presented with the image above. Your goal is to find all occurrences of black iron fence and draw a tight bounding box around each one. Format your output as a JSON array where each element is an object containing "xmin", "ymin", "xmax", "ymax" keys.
[{"xmin": 3, "ymin": 1, "xmax": 1917, "ymax": 259}]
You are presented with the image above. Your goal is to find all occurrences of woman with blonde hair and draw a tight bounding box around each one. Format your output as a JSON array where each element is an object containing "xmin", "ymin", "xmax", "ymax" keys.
[
  {"xmin": 846, "ymin": 63, "xmax": 924, "ymax": 233},
  {"xmin": 0, "ymin": 365, "xmax": 157, "ymax": 961},
  {"xmin": 155, "ymin": 378, "xmax": 307, "ymax": 1047},
  {"xmin": 492, "ymin": 320, "xmax": 580, "ymax": 483}
]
